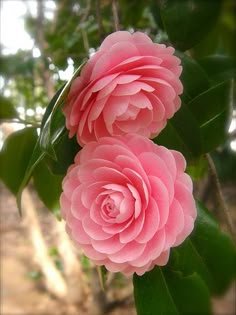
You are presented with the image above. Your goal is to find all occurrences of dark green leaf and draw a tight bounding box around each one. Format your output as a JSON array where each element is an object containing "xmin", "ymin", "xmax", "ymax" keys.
[
  {"xmin": 133, "ymin": 266, "xmax": 211, "ymax": 315},
  {"xmin": 46, "ymin": 132, "xmax": 81, "ymax": 175},
  {"xmin": 16, "ymin": 129, "xmax": 67, "ymax": 214},
  {"xmin": 171, "ymin": 201, "xmax": 236, "ymax": 295},
  {"xmin": 16, "ymin": 139, "xmax": 45, "ymax": 213},
  {"xmin": 40, "ymin": 83, "xmax": 66, "ymax": 128},
  {"xmin": 191, "ymin": 201, "xmax": 236, "ymax": 294},
  {"xmin": 16, "ymin": 63, "xmax": 85, "ymax": 213},
  {"xmin": 0, "ymin": 128, "xmax": 37, "ymax": 195},
  {"xmin": 33, "ymin": 160, "xmax": 63, "ymax": 217},
  {"xmin": 188, "ymin": 80, "xmax": 231, "ymax": 152},
  {"xmin": 198, "ymin": 55, "xmax": 236, "ymax": 84},
  {"xmin": 177, "ymin": 52, "xmax": 210, "ymax": 103},
  {"xmin": 188, "ymin": 81, "xmax": 231, "ymax": 125},
  {"xmin": 156, "ymin": 79, "xmax": 231, "ymax": 159},
  {"xmin": 160, "ymin": 0, "xmax": 222, "ymax": 51},
  {"xmin": 40, "ymin": 63, "xmax": 85, "ymax": 159},
  {"xmin": 191, "ymin": 22, "xmax": 221, "ymax": 59},
  {"xmin": 156, "ymin": 102, "xmax": 202, "ymax": 161}
]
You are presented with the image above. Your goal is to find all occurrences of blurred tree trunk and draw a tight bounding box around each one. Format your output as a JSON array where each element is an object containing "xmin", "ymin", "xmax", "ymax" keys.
[
  {"xmin": 55, "ymin": 221, "xmax": 89, "ymax": 304},
  {"xmin": 36, "ymin": 0, "xmax": 55, "ymax": 99},
  {"xmin": 22, "ymin": 188, "xmax": 68, "ymax": 299}
]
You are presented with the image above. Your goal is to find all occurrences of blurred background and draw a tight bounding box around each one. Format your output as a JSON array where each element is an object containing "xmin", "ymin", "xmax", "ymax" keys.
[{"xmin": 0, "ymin": 0, "xmax": 235, "ymax": 314}]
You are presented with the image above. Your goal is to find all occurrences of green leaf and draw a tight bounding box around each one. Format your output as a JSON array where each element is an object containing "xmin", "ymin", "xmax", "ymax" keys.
[
  {"xmin": 155, "ymin": 53, "xmax": 210, "ymax": 160},
  {"xmin": 133, "ymin": 267, "xmax": 211, "ymax": 315},
  {"xmin": 160, "ymin": 0, "xmax": 222, "ymax": 51},
  {"xmin": 40, "ymin": 63, "xmax": 85, "ymax": 159},
  {"xmin": 188, "ymin": 80, "xmax": 231, "ymax": 152},
  {"xmin": 33, "ymin": 160, "xmax": 63, "ymax": 217},
  {"xmin": 177, "ymin": 52, "xmax": 210, "ymax": 103},
  {"xmin": 191, "ymin": 202, "xmax": 236, "ymax": 294},
  {"xmin": 0, "ymin": 127, "xmax": 37, "ymax": 195},
  {"xmin": 0, "ymin": 95, "xmax": 18, "ymax": 120},
  {"xmin": 16, "ymin": 139, "xmax": 45, "ymax": 214},
  {"xmin": 198, "ymin": 55, "xmax": 236, "ymax": 84},
  {"xmin": 171, "ymin": 201, "xmax": 236, "ymax": 295},
  {"xmin": 156, "ymin": 79, "xmax": 231, "ymax": 160},
  {"xmin": 16, "ymin": 63, "xmax": 85, "ymax": 213},
  {"xmin": 45, "ymin": 131, "xmax": 81, "ymax": 175},
  {"xmin": 16, "ymin": 129, "xmax": 66, "ymax": 214},
  {"xmin": 156, "ymin": 102, "xmax": 202, "ymax": 161}
]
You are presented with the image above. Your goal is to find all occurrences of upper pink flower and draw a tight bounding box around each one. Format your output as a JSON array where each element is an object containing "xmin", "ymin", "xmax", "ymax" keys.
[
  {"xmin": 60, "ymin": 134, "xmax": 196, "ymax": 275},
  {"xmin": 63, "ymin": 31, "xmax": 183, "ymax": 146}
]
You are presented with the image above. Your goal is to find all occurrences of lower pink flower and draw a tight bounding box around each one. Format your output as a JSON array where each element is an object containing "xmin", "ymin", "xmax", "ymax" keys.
[{"xmin": 60, "ymin": 134, "xmax": 197, "ymax": 275}]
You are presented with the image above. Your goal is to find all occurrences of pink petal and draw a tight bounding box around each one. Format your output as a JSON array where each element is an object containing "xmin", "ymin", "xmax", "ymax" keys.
[
  {"xmin": 91, "ymin": 235, "xmax": 125, "ymax": 254},
  {"xmin": 174, "ymin": 181, "xmax": 197, "ymax": 218},
  {"xmin": 82, "ymin": 214, "xmax": 111, "ymax": 240},
  {"xmin": 130, "ymin": 229, "xmax": 166, "ymax": 267},
  {"xmin": 148, "ymin": 176, "xmax": 170, "ymax": 229},
  {"xmin": 109, "ymin": 241, "xmax": 146, "ymax": 263},
  {"xmin": 119, "ymin": 210, "xmax": 145, "ymax": 243},
  {"xmin": 112, "ymin": 81, "xmax": 154, "ymax": 96},
  {"xmin": 135, "ymin": 197, "xmax": 160, "ymax": 243},
  {"xmin": 139, "ymin": 152, "xmax": 174, "ymax": 202},
  {"xmin": 100, "ymin": 31, "xmax": 133, "ymax": 50}
]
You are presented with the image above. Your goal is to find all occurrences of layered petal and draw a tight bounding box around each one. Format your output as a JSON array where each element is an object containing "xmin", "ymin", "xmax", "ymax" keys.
[{"xmin": 60, "ymin": 135, "xmax": 196, "ymax": 275}]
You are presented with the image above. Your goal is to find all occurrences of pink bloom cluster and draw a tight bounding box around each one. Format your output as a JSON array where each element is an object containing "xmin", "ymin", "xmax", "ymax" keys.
[
  {"xmin": 63, "ymin": 31, "xmax": 183, "ymax": 146},
  {"xmin": 61, "ymin": 31, "xmax": 196, "ymax": 275},
  {"xmin": 60, "ymin": 135, "xmax": 196, "ymax": 275}
]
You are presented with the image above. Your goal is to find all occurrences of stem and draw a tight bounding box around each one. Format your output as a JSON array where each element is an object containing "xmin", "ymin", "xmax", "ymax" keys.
[
  {"xmin": 112, "ymin": 0, "xmax": 120, "ymax": 31},
  {"xmin": 206, "ymin": 153, "xmax": 236, "ymax": 242}
]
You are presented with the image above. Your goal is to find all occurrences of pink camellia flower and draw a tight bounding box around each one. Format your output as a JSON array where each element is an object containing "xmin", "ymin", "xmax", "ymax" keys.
[
  {"xmin": 63, "ymin": 31, "xmax": 183, "ymax": 146},
  {"xmin": 60, "ymin": 134, "xmax": 196, "ymax": 275}
]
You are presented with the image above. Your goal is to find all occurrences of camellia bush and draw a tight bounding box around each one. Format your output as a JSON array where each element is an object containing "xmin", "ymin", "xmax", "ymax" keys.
[{"xmin": 0, "ymin": 0, "xmax": 236, "ymax": 314}]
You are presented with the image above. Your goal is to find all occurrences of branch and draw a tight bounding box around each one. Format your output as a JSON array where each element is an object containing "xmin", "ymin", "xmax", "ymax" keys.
[
  {"xmin": 112, "ymin": 0, "xmax": 120, "ymax": 31},
  {"xmin": 96, "ymin": 0, "xmax": 105, "ymax": 42},
  {"xmin": 206, "ymin": 153, "xmax": 236, "ymax": 242}
]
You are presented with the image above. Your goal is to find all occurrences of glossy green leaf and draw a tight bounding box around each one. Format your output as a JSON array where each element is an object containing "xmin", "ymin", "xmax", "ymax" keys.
[
  {"xmin": 46, "ymin": 132, "xmax": 81, "ymax": 175},
  {"xmin": 188, "ymin": 81, "xmax": 231, "ymax": 125},
  {"xmin": 176, "ymin": 52, "xmax": 210, "ymax": 103},
  {"xmin": 0, "ymin": 128, "xmax": 37, "ymax": 195},
  {"xmin": 156, "ymin": 78, "xmax": 231, "ymax": 160},
  {"xmin": 16, "ymin": 129, "xmax": 66, "ymax": 213},
  {"xmin": 191, "ymin": 201, "xmax": 236, "ymax": 294},
  {"xmin": 198, "ymin": 55, "xmax": 236, "ymax": 84},
  {"xmin": 40, "ymin": 62, "xmax": 85, "ymax": 159},
  {"xmin": 33, "ymin": 160, "xmax": 63, "ymax": 217},
  {"xmin": 170, "ymin": 201, "xmax": 236, "ymax": 295},
  {"xmin": 16, "ymin": 63, "xmax": 85, "ymax": 213},
  {"xmin": 156, "ymin": 101, "xmax": 202, "ymax": 161},
  {"xmin": 160, "ymin": 0, "xmax": 222, "ymax": 51},
  {"xmin": 188, "ymin": 80, "xmax": 231, "ymax": 152},
  {"xmin": 133, "ymin": 266, "xmax": 211, "ymax": 315}
]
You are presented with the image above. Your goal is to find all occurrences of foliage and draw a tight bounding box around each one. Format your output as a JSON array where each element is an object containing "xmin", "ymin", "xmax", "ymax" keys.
[{"xmin": 0, "ymin": 0, "xmax": 236, "ymax": 314}]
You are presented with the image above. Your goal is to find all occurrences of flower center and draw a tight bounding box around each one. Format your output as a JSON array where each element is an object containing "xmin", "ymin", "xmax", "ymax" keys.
[{"xmin": 101, "ymin": 196, "xmax": 119, "ymax": 220}]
